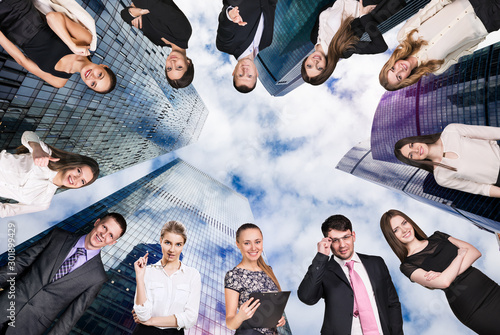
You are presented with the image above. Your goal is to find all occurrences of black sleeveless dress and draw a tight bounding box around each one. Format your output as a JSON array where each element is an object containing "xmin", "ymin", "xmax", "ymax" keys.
[
  {"xmin": 0, "ymin": 0, "xmax": 72, "ymax": 78},
  {"xmin": 401, "ymin": 231, "xmax": 500, "ymax": 335}
]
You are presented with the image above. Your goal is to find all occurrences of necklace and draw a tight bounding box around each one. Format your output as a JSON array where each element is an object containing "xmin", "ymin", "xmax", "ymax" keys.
[{"xmin": 161, "ymin": 259, "xmax": 181, "ymax": 269}]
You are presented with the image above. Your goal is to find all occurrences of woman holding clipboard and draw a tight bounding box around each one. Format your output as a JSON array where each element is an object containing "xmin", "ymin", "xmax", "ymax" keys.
[{"xmin": 224, "ymin": 223, "xmax": 286, "ymax": 335}]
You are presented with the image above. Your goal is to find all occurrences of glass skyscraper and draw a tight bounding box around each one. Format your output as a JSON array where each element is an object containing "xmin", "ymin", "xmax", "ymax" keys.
[
  {"xmin": 336, "ymin": 141, "xmax": 500, "ymax": 231},
  {"xmin": 371, "ymin": 41, "xmax": 500, "ymax": 163},
  {"xmin": 0, "ymin": 0, "xmax": 208, "ymax": 177},
  {"xmin": 0, "ymin": 158, "xmax": 293, "ymax": 334},
  {"xmin": 256, "ymin": 0, "xmax": 432, "ymax": 96}
]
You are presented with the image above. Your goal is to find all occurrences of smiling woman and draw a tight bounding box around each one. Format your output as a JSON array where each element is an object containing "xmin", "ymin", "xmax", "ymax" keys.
[
  {"xmin": 379, "ymin": 0, "xmax": 500, "ymax": 91},
  {"xmin": 0, "ymin": 0, "xmax": 116, "ymax": 93},
  {"xmin": 120, "ymin": 0, "xmax": 194, "ymax": 89},
  {"xmin": 394, "ymin": 123, "xmax": 500, "ymax": 197},
  {"xmin": 224, "ymin": 223, "xmax": 286, "ymax": 335},
  {"xmin": 301, "ymin": 0, "xmax": 405, "ymax": 86},
  {"xmin": 380, "ymin": 209, "xmax": 500, "ymax": 334},
  {"xmin": 0, "ymin": 131, "xmax": 99, "ymax": 218}
]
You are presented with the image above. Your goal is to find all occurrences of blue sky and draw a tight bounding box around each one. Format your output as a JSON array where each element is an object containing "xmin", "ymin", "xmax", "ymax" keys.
[{"xmin": 2, "ymin": 1, "xmax": 500, "ymax": 334}]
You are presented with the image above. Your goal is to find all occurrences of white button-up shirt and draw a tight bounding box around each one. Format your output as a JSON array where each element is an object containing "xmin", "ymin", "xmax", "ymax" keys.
[
  {"xmin": 134, "ymin": 260, "xmax": 201, "ymax": 329},
  {"xmin": 0, "ymin": 131, "xmax": 58, "ymax": 218}
]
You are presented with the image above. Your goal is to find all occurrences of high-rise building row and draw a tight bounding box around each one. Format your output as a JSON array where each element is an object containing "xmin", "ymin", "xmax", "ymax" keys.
[
  {"xmin": 0, "ymin": 158, "xmax": 293, "ymax": 334},
  {"xmin": 337, "ymin": 42, "xmax": 500, "ymax": 232},
  {"xmin": 0, "ymin": 0, "xmax": 208, "ymax": 177}
]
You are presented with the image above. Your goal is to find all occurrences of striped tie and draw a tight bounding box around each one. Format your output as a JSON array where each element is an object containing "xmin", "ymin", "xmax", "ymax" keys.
[{"xmin": 52, "ymin": 248, "xmax": 86, "ymax": 282}]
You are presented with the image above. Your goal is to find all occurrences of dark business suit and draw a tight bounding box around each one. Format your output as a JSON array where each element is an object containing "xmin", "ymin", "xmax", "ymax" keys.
[
  {"xmin": 0, "ymin": 228, "xmax": 107, "ymax": 335},
  {"xmin": 298, "ymin": 253, "xmax": 403, "ymax": 335},
  {"xmin": 216, "ymin": 0, "xmax": 277, "ymax": 59},
  {"xmin": 310, "ymin": 0, "xmax": 406, "ymax": 58},
  {"xmin": 120, "ymin": 0, "xmax": 192, "ymax": 49}
]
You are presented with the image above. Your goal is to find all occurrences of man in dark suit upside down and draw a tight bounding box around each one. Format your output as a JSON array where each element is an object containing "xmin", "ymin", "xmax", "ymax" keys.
[{"xmin": 216, "ymin": 0, "xmax": 277, "ymax": 93}]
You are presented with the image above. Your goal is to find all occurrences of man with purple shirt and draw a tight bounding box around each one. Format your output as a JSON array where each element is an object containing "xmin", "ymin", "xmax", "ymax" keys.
[{"xmin": 0, "ymin": 213, "xmax": 127, "ymax": 335}]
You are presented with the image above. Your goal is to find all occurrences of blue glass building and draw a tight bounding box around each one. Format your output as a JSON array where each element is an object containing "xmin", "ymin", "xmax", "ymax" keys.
[
  {"xmin": 256, "ymin": 0, "xmax": 432, "ymax": 96},
  {"xmin": 0, "ymin": 0, "xmax": 208, "ymax": 177},
  {"xmin": 336, "ymin": 141, "xmax": 500, "ymax": 231},
  {"xmin": 339, "ymin": 42, "xmax": 500, "ymax": 231},
  {"xmin": 371, "ymin": 42, "xmax": 500, "ymax": 163},
  {"xmin": 0, "ymin": 158, "xmax": 293, "ymax": 334}
]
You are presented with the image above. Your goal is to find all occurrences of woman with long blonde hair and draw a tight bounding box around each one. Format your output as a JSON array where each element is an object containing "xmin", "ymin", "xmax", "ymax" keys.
[
  {"xmin": 224, "ymin": 223, "xmax": 286, "ymax": 335},
  {"xmin": 302, "ymin": 0, "xmax": 405, "ymax": 85},
  {"xmin": 379, "ymin": 0, "xmax": 500, "ymax": 91}
]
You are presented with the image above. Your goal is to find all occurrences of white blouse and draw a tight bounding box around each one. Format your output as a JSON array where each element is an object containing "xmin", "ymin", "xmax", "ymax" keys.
[
  {"xmin": 134, "ymin": 261, "xmax": 201, "ymax": 329},
  {"xmin": 397, "ymin": 0, "xmax": 488, "ymax": 75},
  {"xmin": 434, "ymin": 124, "xmax": 500, "ymax": 196},
  {"xmin": 0, "ymin": 131, "xmax": 58, "ymax": 218},
  {"xmin": 317, "ymin": 0, "xmax": 360, "ymax": 56}
]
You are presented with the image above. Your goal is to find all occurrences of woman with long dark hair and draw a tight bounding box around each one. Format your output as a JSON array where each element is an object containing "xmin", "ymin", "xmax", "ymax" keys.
[
  {"xmin": 394, "ymin": 123, "xmax": 500, "ymax": 197},
  {"xmin": 0, "ymin": 131, "xmax": 99, "ymax": 217},
  {"xmin": 132, "ymin": 221, "xmax": 201, "ymax": 335},
  {"xmin": 301, "ymin": 0, "xmax": 405, "ymax": 85},
  {"xmin": 121, "ymin": 0, "xmax": 193, "ymax": 89},
  {"xmin": 224, "ymin": 223, "xmax": 286, "ymax": 335},
  {"xmin": 379, "ymin": 0, "xmax": 500, "ymax": 91},
  {"xmin": 380, "ymin": 209, "xmax": 500, "ymax": 334},
  {"xmin": 0, "ymin": 0, "xmax": 116, "ymax": 92}
]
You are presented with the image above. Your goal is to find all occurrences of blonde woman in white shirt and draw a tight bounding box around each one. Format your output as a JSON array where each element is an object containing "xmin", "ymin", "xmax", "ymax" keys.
[
  {"xmin": 132, "ymin": 221, "xmax": 201, "ymax": 335},
  {"xmin": 0, "ymin": 131, "xmax": 99, "ymax": 217},
  {"xmin": 394, "ymin": 123, "xmax": 500, "ymax": 197},
  {"xmin": 379, "ymin": 0, "xmax": 500, "ymax": 91}
]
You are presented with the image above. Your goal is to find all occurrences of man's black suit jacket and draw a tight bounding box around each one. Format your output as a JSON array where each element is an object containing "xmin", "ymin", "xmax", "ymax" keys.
[
  {"xmin": 0, "ymin": 228, "xmax": 107, "ymax": 335},
  {"xmin": 298, "ymin": 252, "xmax": 404, "ymax": 335},
  {"xmin": 216, "ymin": 0, "xmax": 277, "ymax": 59}
]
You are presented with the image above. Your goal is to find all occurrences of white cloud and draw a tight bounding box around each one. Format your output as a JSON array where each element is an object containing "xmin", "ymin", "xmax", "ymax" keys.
[{"xmin": 2, "ymin": 2, "xmax": 499, "ymax": 335}]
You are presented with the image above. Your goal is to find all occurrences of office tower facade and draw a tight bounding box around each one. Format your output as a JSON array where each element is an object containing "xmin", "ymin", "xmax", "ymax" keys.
[
  {"xmin": 256, "ymin": 0, "xmax": 432, "ymax": 96},
  {"xmin": 0, "ymin": 0, "xmax": 208, "ymax": 177},
  {"xmin": 371, "ymin": 41, "xmax": 500, "ymax": 163},
  {"xmin": 0, "ymin": 158, "xmax": 293, "ymax": 335},
  {"xmin": 336, "ymin": 141, "xmax": 500, "ymax": 231}
]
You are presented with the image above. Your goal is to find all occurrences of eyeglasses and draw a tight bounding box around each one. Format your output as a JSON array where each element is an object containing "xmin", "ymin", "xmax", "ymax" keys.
[{"xmin": 330, "ymin": 234, "xmax": 353, "ymax": 244}]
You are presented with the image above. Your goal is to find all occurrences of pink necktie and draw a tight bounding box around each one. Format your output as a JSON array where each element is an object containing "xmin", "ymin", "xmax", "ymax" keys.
[{"xmin": 345, "ymin": 260, "xmax": 379, "ymax": 335}]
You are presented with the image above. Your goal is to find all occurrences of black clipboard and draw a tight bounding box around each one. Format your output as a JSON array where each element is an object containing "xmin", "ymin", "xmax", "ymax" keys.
[{"xmin": 244, "ymin": 291, "xmax": 291, "ymax": 328}]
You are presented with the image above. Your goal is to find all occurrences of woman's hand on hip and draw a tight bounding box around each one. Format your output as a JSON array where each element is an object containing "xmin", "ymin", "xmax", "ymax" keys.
[{"xmin": 360, "ymin": 0, "xmax": 376, "ymax": 15}]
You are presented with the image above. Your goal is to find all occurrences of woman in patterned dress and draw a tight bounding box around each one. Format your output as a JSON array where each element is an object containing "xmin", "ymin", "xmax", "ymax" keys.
[{"xmin": 224, "ymin": 223, "xmax": 286, "ymax": 335}]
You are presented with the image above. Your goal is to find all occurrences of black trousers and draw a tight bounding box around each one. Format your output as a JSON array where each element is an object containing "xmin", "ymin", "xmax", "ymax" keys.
[
  {"xmin": 469, "ymin": 0, "xmax": 500, "ymax": 33},
  {"xmin": 132, "ymin": 324, "xmax": 184, "ymax": 335}
]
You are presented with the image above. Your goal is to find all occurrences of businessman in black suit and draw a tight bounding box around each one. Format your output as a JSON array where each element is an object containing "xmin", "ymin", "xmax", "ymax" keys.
[
  {"xmin": 216, "ymin": 0, "xmax": 277, "ymax": 93},
  {"xmin": 298, "ymin": 215, "xmax": 403, "ymax": 335},
  {"xmin": 0, "ymin": 213, "xmax": 127, "ymax": 335}
]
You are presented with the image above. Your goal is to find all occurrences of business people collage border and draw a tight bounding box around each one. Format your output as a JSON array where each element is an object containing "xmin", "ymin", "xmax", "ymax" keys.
[{"xmin": 1, "ymin": 0, "xmax": 500, "ymax": 334}]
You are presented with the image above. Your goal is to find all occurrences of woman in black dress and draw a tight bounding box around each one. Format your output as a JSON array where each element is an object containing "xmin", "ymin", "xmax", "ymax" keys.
[
  {"xmin": 380, "ymin": 209, "xmax": 500, "ymax": 335},
  {"xmin": 121, "ymin": 0, "xmax": 193, "ymax": 89},
  {"xmin": 0, "ymin": 0, "xmax": 116, "ymax": 93}
]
